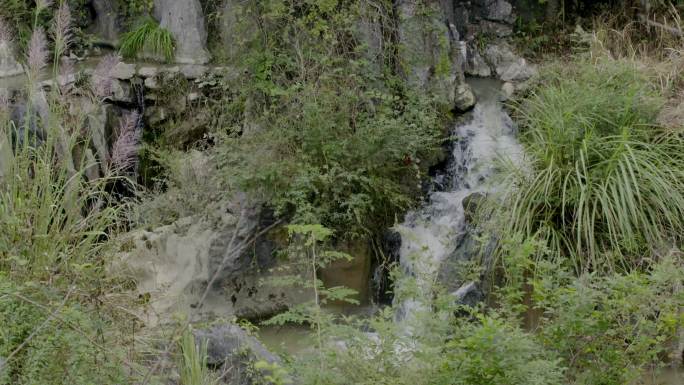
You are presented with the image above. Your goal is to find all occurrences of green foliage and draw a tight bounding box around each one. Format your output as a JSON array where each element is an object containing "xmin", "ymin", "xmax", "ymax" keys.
[
  {"xmin": 286, "ymin": 304, "xmax": 564, "ymax": 385},
  {"xmin": 0, "ymin": 0, "xmax": 90, "ymax": 52},
  {"xmin": 495, "ymin": 236, "xmax": 684, "ymax": 385},
  {"xmin": 119, "ymin": 17, "xmax": 175, "ymax": 62},
  {"xmin": 438, "ymin": 315, "xmax": 565, "ymax": 385},
  {"xmin": 214, "ymin": 0, "xmax": 446, "ymax": 240},
  {"xmin": 0, "ymin": 278, "xmax": 125, "ymax": 385},
  {"xmin": 532, "ymin": 256, "xmax": 684, "ymax": 384},
  {"xmin": 264, "ymin": 225, "xmax": 357, "ymax": 347},
  {"xmin": 494, "ymin": 58, "xmax": 684, "ymax": 272}
]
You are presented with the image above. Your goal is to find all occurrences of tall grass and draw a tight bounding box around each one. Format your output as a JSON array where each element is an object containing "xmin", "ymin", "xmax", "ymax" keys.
[
  {"xmin": 496, "ymin": 59, "xmax": 684, "ymax": 272},
  {"xmin": 178, "ymin": 329, "xmax": 217, "ymax": 385},
  {"xmin": 119, "ymin": 17, "xmax": 175, "ymax": 62},
  {"xmin": 0, "ymin": 98, "xmax": 122, "ymax": 285}
]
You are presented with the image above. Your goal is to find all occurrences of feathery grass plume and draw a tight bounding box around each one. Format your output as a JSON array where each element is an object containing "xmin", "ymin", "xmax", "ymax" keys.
[
  {"xmin": 35, "ymin": 0, "xmax": 54, "ymax": 11},
  {"xmin": 53, "ymin": 1, "xmax": 72, "ymax": 57},
  {"xmin": 27, "ymin": 27, "xmax": 48, "ymax": 78},
  {"xmin": 111, "ymin": 112, "xmax": 141, "ymax": 172},
  {"xmin": 92, "ymin": 54, "xmax": 119, "ymax": 98}
]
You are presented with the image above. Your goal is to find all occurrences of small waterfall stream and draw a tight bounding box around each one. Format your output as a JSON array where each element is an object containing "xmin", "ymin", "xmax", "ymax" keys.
[{"xmin": 395, "ymin": 78, "xmax": 524, "ymax": 322}]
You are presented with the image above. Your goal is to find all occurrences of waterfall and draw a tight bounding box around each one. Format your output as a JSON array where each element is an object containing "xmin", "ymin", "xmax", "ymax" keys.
[{"xmin": 394, "ymin": 78, "xmax": 524, "ymax": 323}]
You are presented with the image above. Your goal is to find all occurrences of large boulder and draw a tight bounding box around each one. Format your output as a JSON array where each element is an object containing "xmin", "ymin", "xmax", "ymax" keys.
[{"xmin": 154, "ymin": 0, "xmax": 211, "ymax": 64}]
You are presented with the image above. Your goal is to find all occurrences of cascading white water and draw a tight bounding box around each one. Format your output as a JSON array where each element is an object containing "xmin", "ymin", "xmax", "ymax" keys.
[{"xmin": 395, "ymin": 78, "xmax": 524, "ymax": 322}]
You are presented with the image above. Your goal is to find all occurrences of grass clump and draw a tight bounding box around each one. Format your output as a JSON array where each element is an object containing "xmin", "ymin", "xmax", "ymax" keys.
[
  {"xmin": 497, "ymin": 58, "xmax": 684, "ymax": 272},
  {"xmin": 119, "ymin": 17, "xmax": 175, "ymax": 62}
]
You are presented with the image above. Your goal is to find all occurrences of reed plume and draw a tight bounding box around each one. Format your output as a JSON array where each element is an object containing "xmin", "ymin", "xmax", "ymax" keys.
[
  {"xmin": 111, "ymin": 112, "xmax": 141, "ymax": 172},
  {"xmin": 27, "ymin": 27, "xmax": 48, "ymax": 78},
  {"xmin": 93, "ymin": 54, "xmax": 119, "ymax": 98}
]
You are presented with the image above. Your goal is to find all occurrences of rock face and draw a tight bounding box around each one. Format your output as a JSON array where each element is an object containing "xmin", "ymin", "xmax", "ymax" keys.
[
  {"xmin": 154, "ymin": 0, "xmax": 211, "ymax": 64},
  {"xmin": 91, "ymin": 0, "xmax": 122, "ymax": 45},
  {"xmin": 0, "ymin": 39, "xmax": 23, "ymax": 78},
  {"xmin": 396, "ymin": 0, "xmax": 475, "ymax": 110}
]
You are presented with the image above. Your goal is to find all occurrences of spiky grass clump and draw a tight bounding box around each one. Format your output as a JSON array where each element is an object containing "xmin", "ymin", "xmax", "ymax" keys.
[
  {"xmin": 119, "ymin": 18, "xmax": 175, "ymax": 62},
  {"xmin": 498, "ymin": 58, "xmax": 684, "ymax": 272}
]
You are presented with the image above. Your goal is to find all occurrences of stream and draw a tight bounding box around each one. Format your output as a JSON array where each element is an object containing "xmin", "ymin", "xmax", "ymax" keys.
[{"xmin": 394, "ymin": 78, "xmax": 523, "ymax": 324}]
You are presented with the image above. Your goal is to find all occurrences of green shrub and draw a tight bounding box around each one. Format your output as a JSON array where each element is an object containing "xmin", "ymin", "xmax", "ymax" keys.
[{"xmin": 497, "ymin": 58, "xmax": 684, "ymax": 271}]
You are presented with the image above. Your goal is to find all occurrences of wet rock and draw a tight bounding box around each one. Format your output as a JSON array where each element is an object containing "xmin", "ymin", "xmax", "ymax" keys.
[
  {"xmin": 161, "ymin": 109, "xmax": 209, "ymax": 148},
  {"xmin": 119, "ymin": 171, "xmax": 288, "ymax": 324},
  {"xmin": 109, "ymin": 79, "xmax": 134, "ymax": 104},
  {"xmin": 154, "ymin": 0, "xmax": 211, "ymax": 64},
  {"xmin": 484, "ymin": 43, "xmax": 537, "ymax": 83},
  {"xmin": 0, "ymin": 39, "xmax": 23, "ymax": 78},
  {"xmin": 110, "ymin": 62, "xmax": 136, "ymax": 80},
  {"xmin": 451, "ymin": 281, "xmax": 484, "ymax": 308},
  {"xmin": 462, "ymin": 192, "xmax": 486, "ymax": 224},
  {"xmin": 455, "ymin": 83, "xmax": 476, "ymax": 112},
  {"xmin": 465, "ymin": 46, "xmax": 492, "ymax": 77},
  {"xmin": 500, "ymin": 81, "xmax": 515, "ymax": 101},
  {"xmin": 478, "ymin": 20, "xmax": 514, "ymax": 38}
]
